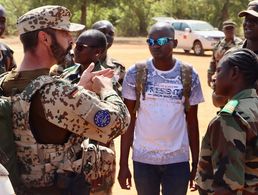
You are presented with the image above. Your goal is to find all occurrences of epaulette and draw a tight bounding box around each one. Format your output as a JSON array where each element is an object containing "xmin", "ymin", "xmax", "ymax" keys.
[{"xmin": 220, "ymin": 99, "xmax": 239, "ymax": 114}]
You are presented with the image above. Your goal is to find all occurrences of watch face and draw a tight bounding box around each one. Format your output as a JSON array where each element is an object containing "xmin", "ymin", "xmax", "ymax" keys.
[{"xmin": 94, "ymin": 110, "xmax": 111, "ymax": 127}]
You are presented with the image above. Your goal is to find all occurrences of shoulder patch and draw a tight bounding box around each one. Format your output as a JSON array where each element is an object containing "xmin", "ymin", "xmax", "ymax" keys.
[
  {"xmin": 94, "ymin": 110, "xmax": 111, "ymax": 127},
  {"xmin": 221, "ymin": 99, "xmax": 239, "ymax": 114}
]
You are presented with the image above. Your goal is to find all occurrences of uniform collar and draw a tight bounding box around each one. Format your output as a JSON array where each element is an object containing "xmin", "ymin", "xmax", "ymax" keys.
[{"xmin": 231, "ymin": 88, "xmax": 257, "ymax": 100}]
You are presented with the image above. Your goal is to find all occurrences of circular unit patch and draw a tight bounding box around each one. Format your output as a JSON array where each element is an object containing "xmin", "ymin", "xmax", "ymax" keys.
[{"xmin": 94, "ymin": 110, "xmax": 111, "ymax": 127}]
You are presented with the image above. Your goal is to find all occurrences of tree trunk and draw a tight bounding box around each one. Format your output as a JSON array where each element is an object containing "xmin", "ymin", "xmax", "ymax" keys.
[
  {"xmin": 80, "ymin": 0, "xmax": 87, "ymax": 27},
  {"xmin": 218, "ymin": 0, "xmax": 229, "ymax": 29}
]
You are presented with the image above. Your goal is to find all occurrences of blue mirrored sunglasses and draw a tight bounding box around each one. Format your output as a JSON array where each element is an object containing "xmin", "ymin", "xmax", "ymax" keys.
[{"xmin": 146, "ymin": 37, "xmax": 173, "ymax": 46}]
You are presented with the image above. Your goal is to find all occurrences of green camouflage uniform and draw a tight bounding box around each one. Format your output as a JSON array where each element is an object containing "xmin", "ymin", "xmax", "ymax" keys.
[
  {"xmin": 208, "ymin": 37, "xmax": 243, "ymax": 74},
  {"xmin": 61, "ymin": 57, "xmax": 125, "ymax": 194},
  {"xmin": 196, "ymin": 89, "xmax": 258, "ymax": 194},
  {"xmin": 0, "ymin": 43, "xmax": 16, "ymax": 74}
]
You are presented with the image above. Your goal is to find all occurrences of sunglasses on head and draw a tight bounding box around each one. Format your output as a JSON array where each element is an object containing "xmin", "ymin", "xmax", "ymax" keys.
[
  {"xmin": 75, "ymin": 43, "xmax": 97, "ymax": 52},
  {"xmin": 146, "ymin": 37, "xmax": 173, "ymax": 46}
]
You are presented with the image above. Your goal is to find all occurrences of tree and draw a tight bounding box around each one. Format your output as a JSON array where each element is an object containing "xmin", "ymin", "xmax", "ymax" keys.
[{"xmin": 0, "ymin": 0, "xmax": 250, "ymax": 37}]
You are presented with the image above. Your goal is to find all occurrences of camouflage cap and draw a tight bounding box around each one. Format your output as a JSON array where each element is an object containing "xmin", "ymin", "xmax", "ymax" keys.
[
  {"xmin": 17, "ymin": 5, "xmax": 85, "ymax": 35},
  {"xmin": 222, "ymin": 20, "xmax": 236, "ymax": 28},
  {"xmin": 239, "ymin": 0, "xmax": 258, "ymax": 18}
]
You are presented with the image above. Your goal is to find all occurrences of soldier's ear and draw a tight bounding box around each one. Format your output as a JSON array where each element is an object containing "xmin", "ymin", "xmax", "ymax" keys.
[
  {"xmin": 95, "ymin": 48, "xmax": 105, "ymax": 58},
  {"xmin": 38, "ymin": 31, "xmax": 51, "ymax": 46},
  {"xmin": 231, "ymin": 65, "xmax": 241, "ymax": 80}
]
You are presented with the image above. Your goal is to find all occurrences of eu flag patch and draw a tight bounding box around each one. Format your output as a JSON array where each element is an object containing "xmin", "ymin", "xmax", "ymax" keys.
[{"xmin": 94, "ymin": 110, "xmax": 111, "ymax": 127}]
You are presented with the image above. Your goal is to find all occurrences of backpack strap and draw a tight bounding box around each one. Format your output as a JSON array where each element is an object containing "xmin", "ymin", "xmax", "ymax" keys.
[
  {"xmin": 133, "ymin": 62, "xmax": 148, "ymax": 113},
  {"xmin": 180, "ymin": 63, "xmax": 193, "ymax": 112},
  {"xmin": 19, "ymin": 75, "xmax": 55, "ymax": 101}
]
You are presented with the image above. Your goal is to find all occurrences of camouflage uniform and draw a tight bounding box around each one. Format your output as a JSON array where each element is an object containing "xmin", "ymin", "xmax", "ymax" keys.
[
  {"xmin": 8, "ymin": 5, "xmax": 129, "ymax": 194},
  {"xmin": 0, "ymin": 43, "xmax": 16, "ymax": 74},
  {"xmin": 61, "ymin": 57, "xmax": 125, "ymax": 194},
  {"xmin": 196, "ymin": 89, "xmax": 258, "ymax": 194},
  {"xmin": 208, "ymin": 37, "xmax": 243, "ymax": 75},
  {"xmin": 12, "ymin": 74, "xmax": 129, "ymax": 186}
]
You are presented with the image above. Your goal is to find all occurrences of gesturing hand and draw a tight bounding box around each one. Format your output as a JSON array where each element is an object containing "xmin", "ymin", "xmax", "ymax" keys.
[{"xmin": 77, "ymin": 63, "xmax": 114, "ymax": 91}]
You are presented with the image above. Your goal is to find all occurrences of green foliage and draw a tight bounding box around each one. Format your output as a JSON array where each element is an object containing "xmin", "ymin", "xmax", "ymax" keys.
[
  {"xmin": 0, "ymin": 0, "xmax": 250, "ymax": 37},
  {"xmin": 0, "ymin": 0, "xmax": 30, "ymax": 35}
]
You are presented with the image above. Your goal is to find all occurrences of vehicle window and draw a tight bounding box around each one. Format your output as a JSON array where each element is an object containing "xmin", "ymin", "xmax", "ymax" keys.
[
  {"xmin": 189, "ymin": 22, "xmax": 215, "ymax": 31},
  {"xmin": 181, "ymin": 23, "xmax": 190, "ymax": 31},
  {"xmin": 171, "ymin": 22, "xmax": 181, "ymax": 31}
]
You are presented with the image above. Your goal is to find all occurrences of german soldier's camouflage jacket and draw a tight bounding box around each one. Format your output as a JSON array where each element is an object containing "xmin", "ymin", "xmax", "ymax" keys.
[
  {"xmin": 209, "ymin": 37, "xmax": 243, "ymax": 74},
  {"xmin": 61, "ymin": 59, "xmax": 125, "ymax": 192},
  {"xmin": 196, "ymin": 89, "xmax": 258, "ymax": 194},
  {"xmin": 12, "ymin": 75, "xmax": 130, "ymax": 187}
]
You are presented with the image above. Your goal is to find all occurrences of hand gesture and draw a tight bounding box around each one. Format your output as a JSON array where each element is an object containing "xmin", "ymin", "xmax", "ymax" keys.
[
  {"xmin": 77, "ymin": 63, "xmax": 114, "ymax": 90},
  {"xmin": 91, "ymin": 75, "xmax": 113, "ymax": 95}
]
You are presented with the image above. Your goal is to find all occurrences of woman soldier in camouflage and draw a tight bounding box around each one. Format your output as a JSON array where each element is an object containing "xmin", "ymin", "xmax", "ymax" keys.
[{"xmin": 196, "ymin": 48, "xmax": 258, "ymax": 194}]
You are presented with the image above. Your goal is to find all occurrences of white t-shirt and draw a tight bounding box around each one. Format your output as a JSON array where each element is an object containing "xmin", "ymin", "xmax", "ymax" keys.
[{"xmin": 122, "ymin": 58, "xmax": 204, "ymax": 165}]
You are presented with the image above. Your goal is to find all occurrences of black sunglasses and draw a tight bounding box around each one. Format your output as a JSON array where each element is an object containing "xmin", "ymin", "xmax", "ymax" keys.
[{"xmin": 146, "ymin": 37, "xmax": 173, "ymax": 46}]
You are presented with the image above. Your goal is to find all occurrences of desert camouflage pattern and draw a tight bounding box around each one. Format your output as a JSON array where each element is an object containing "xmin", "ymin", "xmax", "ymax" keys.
[
  {"xmin": 209, "ymin": 37, "xmax": 243, "ymax": 73},
  {"xmin": 12, "ymin": 76, "xmax": 83, "ymax": 187},
  {"xmin": 12, "ymin": 75, "xmax": 130, "ymax": 187},
  {"xmin": 196, "ymin": 89, "xmax": 258, "ymax": 194},
  {"xmin": 40, "ymin": 79, "xmax": 129, "ymax": 143},
  {"xmin": 61, "ymin": 60, "xmax": 125, "ymax": 193},
  {"xmin": 17, "ymin": 5, "xmax": 84, "ymax": 35},
  {"xmin": 80, "ymin": 140, "xmax": 115, "ymax": 185}
]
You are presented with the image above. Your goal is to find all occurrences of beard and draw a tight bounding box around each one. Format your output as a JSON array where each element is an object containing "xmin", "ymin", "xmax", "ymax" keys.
[{"xmin": 50, "ymin": 35, "xmax": 72, "ymax": 65}]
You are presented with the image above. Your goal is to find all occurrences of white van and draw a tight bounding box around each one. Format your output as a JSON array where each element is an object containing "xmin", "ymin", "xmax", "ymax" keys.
[{"xmin": 153, "ymin": 18, "xmax": 225, "ymax": 55}]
